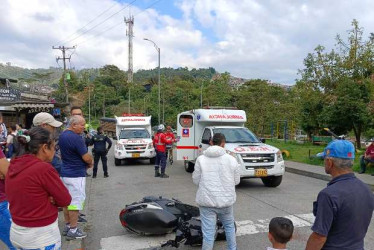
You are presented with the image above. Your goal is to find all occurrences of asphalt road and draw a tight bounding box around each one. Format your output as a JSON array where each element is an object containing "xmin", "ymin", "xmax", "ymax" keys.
[{"xmin": 80, "ymin": 149, "xmax": 374, "ymax": 250}]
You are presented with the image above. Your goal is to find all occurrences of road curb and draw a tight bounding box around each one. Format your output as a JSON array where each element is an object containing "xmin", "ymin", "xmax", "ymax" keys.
[
  {"xmin": 285, "ymin": 166, "xmax": 374, "ymax": 191},
  {"xmin": 285, "ymin": 166, "xmax": 331, "ymax": 182}
]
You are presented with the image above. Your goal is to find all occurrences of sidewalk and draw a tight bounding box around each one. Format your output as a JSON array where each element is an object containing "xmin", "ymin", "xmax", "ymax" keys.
[
  {"xmin": 60, "ymin": 176, "xmax": 93, "ymax": 250},
  {"xmin": 285, "ymin": 160, "xmax": 374, "ymax": 191}
]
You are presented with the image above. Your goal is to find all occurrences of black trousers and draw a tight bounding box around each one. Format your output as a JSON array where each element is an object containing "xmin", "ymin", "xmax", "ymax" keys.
[
  {"xmin": 154, "ymin": 151, "xmax": 167, "ymax": 172},
  {"xmin": 93, "ymin": 151, "xmax": 108, "ymax": 176}
]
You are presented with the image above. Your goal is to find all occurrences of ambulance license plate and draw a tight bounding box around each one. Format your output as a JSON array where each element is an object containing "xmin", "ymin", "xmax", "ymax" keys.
[
  {"xmin": 255, "ymin": 169, "xmax": 268, "ymax": 177},
  {"xmin": 132, "ymin": 153, "xmax": 140, "ymax": 158}
]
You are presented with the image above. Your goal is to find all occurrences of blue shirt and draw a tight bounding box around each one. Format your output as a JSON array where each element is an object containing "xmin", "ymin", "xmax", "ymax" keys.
[
  {"xmin": 59, "ymin": 130, "xmax": 88, "ymax": 177},
  {"xmin": 312, "ymin": 173, "xmax": 374, "ymax": 250}
]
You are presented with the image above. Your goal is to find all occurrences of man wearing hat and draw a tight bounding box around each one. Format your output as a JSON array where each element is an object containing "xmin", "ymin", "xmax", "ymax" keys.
[
  {"xmin": 359, "ymin": 139, "xmax": 374, "ymax": 175},
  {"xmin": 33, "ymin": 112, "xmax": 63, "ymax": 174},
  {"xmin": 306, "ymin": 140, "xmax": 374, "ymax": 250}
]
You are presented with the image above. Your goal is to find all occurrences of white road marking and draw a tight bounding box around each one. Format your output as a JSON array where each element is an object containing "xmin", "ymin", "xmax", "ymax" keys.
[
  {"xmin": 100, "ymin": 213, "xmax": 315, "ymax": 250},
  {"xmin": 100, "ymin": 233, "xmax": 175, "ymax": 250}
]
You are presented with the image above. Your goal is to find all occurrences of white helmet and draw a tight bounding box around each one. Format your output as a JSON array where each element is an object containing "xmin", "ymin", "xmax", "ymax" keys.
[{"xmin": 158, "ymin": 124, "xmax": 165, "ymax": 131}]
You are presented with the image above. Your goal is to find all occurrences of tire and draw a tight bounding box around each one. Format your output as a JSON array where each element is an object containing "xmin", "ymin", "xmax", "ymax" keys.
[
  {"xmin": 185, "ymin": 161, "xmax": 195, "ymax": 173},
  {"xmin": 115, "ymin": 158, "xmax": 121, "ymax": 166},
  {"xmin": 261, "ymin": 175, "xmax": 283, "ymax": 187},
  {"xmin": 150, "ymin": 157, "xmax": 156, "ymax": 164}
]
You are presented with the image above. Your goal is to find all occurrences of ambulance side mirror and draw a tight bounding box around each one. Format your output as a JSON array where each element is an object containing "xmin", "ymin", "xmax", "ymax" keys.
[
  {"xmin": 113, "ymin": 136, "xmax": 118, "ymax": 140},
  {"xmin": 199, "ymin": 144, "xmax": 202, "ymax": 148},
  {"xmin": 260, "ymin": 138, "xmax": 266, "ymax": 143}
]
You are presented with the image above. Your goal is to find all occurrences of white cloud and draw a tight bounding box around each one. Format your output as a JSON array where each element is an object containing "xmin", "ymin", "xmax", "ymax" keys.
[{"xmin": 1, "ymin": 0, "xmax": 374, "ymax": 84}]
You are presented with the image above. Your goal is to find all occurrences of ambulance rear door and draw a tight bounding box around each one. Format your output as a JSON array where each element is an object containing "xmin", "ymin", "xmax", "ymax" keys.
[
  {"xmin": 176, "ymin": 113, "xmax": 197, "ymax": 161},
  {"xmin": 199, "ymin": 127, "xmax": 213, "ymax": 156}
]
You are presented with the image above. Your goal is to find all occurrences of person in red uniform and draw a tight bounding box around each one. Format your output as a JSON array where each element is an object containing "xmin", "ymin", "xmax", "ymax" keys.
[
  {"xmin": 5, "ymin": 127, "xmax": 71, "ymax": 249},
  {"xmin": 359, "ymin": 139, "xmax": 374, "ymax": 175},
  {"xmin": 165, "ymin": 126, "xmax": 175, "ymax": 164},
  {"xmin": 153, "ymin": 124, "xmax": 174, "ymax": 178}
]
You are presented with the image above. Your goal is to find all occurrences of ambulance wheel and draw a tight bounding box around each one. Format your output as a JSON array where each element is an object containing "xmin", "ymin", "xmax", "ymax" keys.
[
  {"xmin": 185, "ymin": 161, "xmax": 194, "ymax": 173},
  {"xmin": 150, "ymin": 157, "xmax": 156, "ymax": 164},
  {"xmin": 261, "ymin": 175, "xmax": 282, "ymax": 187},
  {"xmin": 115, "ymin": 158, "xmax": 121, "ymax": 166}
]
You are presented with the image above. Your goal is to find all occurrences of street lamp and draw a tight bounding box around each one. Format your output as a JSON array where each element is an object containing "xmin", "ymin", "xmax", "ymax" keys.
[{"xmin": 144, "ymin": 38, "xmax": 161, "ymax": 125}]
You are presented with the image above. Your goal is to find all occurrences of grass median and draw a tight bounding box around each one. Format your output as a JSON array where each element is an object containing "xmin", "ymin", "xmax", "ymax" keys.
[{"xmin": 266, "ymin": 139, "xmax": 374, "ymax": 175}]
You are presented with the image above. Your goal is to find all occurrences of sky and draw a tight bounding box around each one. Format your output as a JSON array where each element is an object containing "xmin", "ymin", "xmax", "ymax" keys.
[{"xmin": 0, "ymin": 0, "xmax": 374, "ymax": 84}]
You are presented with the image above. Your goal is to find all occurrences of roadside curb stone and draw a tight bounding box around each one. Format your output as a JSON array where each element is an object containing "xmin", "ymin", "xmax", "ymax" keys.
[{"xmin": 285, "ymin": 160, "xmax": 374, "ymax": 191}]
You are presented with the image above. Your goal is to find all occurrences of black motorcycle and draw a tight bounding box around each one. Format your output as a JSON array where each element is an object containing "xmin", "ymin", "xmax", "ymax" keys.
[{"xmin": 119, "ymin": 196, "xmax": 231, "ymax": 248}]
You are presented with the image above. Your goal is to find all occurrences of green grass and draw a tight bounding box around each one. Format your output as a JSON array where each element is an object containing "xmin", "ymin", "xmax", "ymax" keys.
[{"xmin": 266, "ymin": 139, "xmax": 374, "ymax": 175}]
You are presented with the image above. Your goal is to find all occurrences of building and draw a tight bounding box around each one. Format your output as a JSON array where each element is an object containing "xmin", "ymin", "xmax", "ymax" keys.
[{"xmin": 0, "ymin": 77, "xmax": 66, "ymax": 129}]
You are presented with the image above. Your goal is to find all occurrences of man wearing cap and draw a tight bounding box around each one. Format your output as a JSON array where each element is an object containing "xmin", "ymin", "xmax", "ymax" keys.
[
  {"xmin": 359, "ymin": 139, "xmax": 374, "ymax": 175},
  {"xmin": 33, "ymin": 112, "xmax": 63, "ymax": 174},
  {"xmin": 306, "ymin": 140, "xmax": 374, "ymax": 250}
]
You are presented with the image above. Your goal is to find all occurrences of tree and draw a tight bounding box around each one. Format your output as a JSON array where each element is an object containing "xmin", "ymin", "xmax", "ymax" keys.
[
  {"xmin": 236, "ymin": 79, "xmax": 294, "ymax": 136},
  {"xmin": 298, "ymin": 20, "xmax": 374, "ymax": 148}
]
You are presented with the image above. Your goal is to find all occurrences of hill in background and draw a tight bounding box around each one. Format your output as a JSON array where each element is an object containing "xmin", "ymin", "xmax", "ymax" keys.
[{"xmin": 0, "ymin": 63, "xmax": 291, "ymax": 93}]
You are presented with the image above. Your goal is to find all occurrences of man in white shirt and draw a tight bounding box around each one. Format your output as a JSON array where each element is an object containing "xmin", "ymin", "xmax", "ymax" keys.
[{"xmin": 192, "ymin": 133, "xmax": 240, "ymax": 250}]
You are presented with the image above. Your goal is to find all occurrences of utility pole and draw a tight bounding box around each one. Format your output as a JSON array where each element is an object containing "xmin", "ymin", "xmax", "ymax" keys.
[
  {"xmin": 128, "ymin": 85, "xmax": 131, "ymax": 114},
  {"xmin": 125, "ymin": 15, "xmax": 134, "ymax": 115},
  {"xmin": 125, "ymin": 16, "xmax": 134, "ymax": 83},
  {"xmin": 52, "ymin": 45, "xmax": 76, "ymax": 103},
  {"xmin": 162, "ymin": 91, "xmax": 165, "ymax": 124},
  {"xmin": 200, "ymin": 81, "xmax": 203, "ymax": 108},
  {"xmin": 144, "ymin": 97, "xmax": 146, "ymax": 115},
  {"xmin": 88, "ymin": 84, "xmax": 91, "ymax": 124}
]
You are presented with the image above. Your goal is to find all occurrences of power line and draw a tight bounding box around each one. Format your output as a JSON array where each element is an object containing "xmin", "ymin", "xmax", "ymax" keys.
[
  {"xmin": 62, "ymin": 0, "xmax": 138, "ymax": 46},
  {"xmin": 55, "ymin": 1, "xmax": 119, "ymax": 46},
  {"xmin": 74, "ymin": 52, "xmax": 102, "ymax": 68},
  {"xmin": 76, "ymin": 21, "xmax": 122, "ymax": 46},
  {"xmin": 134, "ymin": 0, "xmax": 163, "ymax": 17},
  {"xmin": 75, "ymin": 0, "xmax": 164, "ymax": 47}
]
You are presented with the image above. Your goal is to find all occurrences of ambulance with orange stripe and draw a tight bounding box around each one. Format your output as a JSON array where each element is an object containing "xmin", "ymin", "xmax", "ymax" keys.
[
  {"xmin": 176, "ymin": 108, "xmax": 285, "ymax": 187},
  {"xmin": 114, "ymin": 114, "xmax": 156, "ymax": 166}
]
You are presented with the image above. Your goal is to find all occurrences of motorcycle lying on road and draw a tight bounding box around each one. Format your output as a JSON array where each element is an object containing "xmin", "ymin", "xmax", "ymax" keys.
[{"xmin": 119, "ymin": 196, "xmax": 232, "ymax": 248}]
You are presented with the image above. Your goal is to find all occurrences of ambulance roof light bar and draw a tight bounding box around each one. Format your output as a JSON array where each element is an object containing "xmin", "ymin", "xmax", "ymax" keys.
[
  {"xmin": 202, "ymin": 106, "xmax": 238, "ymax": 110},
  {"xmin": 122, "ymin": 113, "xmax": 145, "ymax": 117}
]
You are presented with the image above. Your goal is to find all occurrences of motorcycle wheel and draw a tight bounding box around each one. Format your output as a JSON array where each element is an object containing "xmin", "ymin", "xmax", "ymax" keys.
[{"xmin": 215, "ymin": 221, "xmax": 237, "ymax": 241}]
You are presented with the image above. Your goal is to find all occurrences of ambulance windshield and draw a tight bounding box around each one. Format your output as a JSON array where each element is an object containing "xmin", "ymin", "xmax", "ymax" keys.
[
  {"xmin": 120, "ymin": 129, "xmax": 150, "ymax": 139},
  {"xmin": 213, "ymin": 128, "xmax": 260, "ymax": 143}
]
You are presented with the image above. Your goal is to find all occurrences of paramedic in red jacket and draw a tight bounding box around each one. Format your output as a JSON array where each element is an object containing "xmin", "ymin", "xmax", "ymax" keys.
[
  {"xmin": 153, "ymin": 124, "xmax": 174, "ymax": 178},
  {"xmin": 5, "ymin": 127, "xmax": 71, "ymax": 249}
]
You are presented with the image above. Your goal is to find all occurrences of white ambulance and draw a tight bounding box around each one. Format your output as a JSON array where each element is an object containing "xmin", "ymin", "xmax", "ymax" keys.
[
  {"xmin": 114, "ymin": 115, "xmax": 156, "ymax": 166},
  {"xmin": 176, "ymin": 108, "xmax": 285, "ymax": 187}
]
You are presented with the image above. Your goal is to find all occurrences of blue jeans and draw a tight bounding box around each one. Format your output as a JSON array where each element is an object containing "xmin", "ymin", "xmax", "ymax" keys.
[
  {"xmin": 0, "ymin": 200, "xmax": 16, "ymax": 249},
  {"xmin": 199, "ymin": 206, "xmax": 237, "ymax": 250}
]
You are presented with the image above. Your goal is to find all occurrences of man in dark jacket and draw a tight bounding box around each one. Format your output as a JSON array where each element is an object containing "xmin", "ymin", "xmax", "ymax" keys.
[
  {"xmin": 91, "ymin": 127, "xmax": 112, "ymax": 178},
  {"xmin": 306, "ymin": 140, "xmax": 374, "ymax": 250}
]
